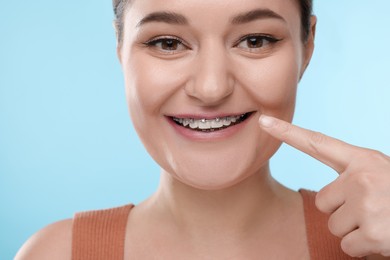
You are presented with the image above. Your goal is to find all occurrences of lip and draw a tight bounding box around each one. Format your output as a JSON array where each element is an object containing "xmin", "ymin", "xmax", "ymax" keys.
[{"xmin": 165, "ymin": 111, "xmax": 255, "ymax": 141}]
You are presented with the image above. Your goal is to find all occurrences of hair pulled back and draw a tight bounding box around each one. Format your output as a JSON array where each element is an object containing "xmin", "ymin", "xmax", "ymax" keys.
[{"xmin": 113, "ymin": 0, "xmax": 313, "ymax": 45}]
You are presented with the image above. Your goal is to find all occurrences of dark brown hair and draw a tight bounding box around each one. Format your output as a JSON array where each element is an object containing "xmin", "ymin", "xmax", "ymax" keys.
[{"xmin": 113, "ymin": 0, "xmax": 313, "ymax": 45}]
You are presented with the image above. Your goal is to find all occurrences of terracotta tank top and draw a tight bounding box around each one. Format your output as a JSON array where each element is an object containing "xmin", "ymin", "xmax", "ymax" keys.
[{"xmin": 71, "ymin": 190, "xmax": 362, "ymax": 259}]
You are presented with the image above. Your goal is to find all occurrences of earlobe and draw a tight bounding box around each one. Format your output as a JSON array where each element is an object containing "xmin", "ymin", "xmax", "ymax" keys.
[
  {"xmin": 116, "ymin": 45, "xmax": 122, "ymax": 64},
  {"xmin": 311, "ymin": 16, "xmax": 317, "ymax": 39},
  {"xmin": 300, "ymin": 15, "xmax": 317, "ymax": 80}
]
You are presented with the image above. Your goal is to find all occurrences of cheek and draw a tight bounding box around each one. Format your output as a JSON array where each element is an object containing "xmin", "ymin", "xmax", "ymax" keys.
[
  {"xmin": 122, "ymin": 52, "xmax": 191, "ymax": 159},
  {"xmin": 234, "ymin": 46, "xmax": 301, "ymax": 120},
  {"xmin": 123, "ymin": 54, "xmax": 189, "ymax": 117}
]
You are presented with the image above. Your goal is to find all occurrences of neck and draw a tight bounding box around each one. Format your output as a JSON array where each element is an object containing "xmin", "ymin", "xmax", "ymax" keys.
[{"xmin": 150, "ymin": 164, "xmax": 296, "ymax": 240}]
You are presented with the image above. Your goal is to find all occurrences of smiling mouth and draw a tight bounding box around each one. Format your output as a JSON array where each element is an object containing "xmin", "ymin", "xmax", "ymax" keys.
[{"xmin": 171, "ymin": 112, "xmax": 254, "ymax": 132}]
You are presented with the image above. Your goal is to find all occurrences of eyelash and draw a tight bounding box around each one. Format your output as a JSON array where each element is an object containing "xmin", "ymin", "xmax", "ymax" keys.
[
  {"xmin": 143, "ymin": 36, "xmax": 189, "ymax": 53},
  {"xmin": 143, "ymin": 34, "xmax": 281, "ymax": 53},
  {"xmin": 235, "ymin": 34, "xmax": 281, "ymax": 50}
]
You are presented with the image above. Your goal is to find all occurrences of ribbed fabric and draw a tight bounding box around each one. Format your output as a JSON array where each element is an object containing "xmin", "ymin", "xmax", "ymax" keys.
[
  {"xmin": 300, "ymin": 189, "xmax": 362, "ymax": 260},
  {"xmin": 71, "ymin": 204, "xmax": 133, "ymax": 260}
]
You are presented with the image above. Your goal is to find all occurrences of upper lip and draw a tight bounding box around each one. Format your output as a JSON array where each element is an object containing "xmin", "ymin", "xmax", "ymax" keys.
[{"xmin": 167, "ymin": 111, "xmax": 255, "ymax": 120}]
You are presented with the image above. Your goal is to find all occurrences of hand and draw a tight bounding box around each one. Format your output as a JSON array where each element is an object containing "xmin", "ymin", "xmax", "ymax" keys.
[{"xmin": 259, "ymin": 115, "xmax": 390, "ymax": 258}]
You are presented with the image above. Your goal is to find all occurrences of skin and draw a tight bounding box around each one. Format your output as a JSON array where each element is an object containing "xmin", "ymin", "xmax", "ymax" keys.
[
  {"xmin": 15, "ymin": 0, "xmax": 390, "ymax": 259},
  {"xmin": 119, "ymin": 0, "xmax": 313, "ymax": 258},
  {"xmin": 120, "ymin": 0, "xmax": 307, "ymax": 191},
  {"xmin": 118, "ymin": 0, "xmax": 313, "ymax": 259},
  {"xmin": 259, "ymin": 116, "xmax": 390, "ymax": 258}
]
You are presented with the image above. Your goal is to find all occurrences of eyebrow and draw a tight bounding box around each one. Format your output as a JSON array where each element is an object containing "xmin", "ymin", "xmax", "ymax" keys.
[
  {"xmin": 231, "ymin": 8, "xmax": 286, "ymax": 24},
  {"xmin": 136, "ymin": 8, "xmax": 285, "ymax": 28},
  {"xmin": 136, "ymin": 12, "xmax": 188, "ymax": 27}
]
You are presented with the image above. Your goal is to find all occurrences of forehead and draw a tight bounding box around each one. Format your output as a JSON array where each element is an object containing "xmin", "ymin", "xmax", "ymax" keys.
[{"xmin": 126, "ymin": 0, "xmax": 301, "ymax": 32}]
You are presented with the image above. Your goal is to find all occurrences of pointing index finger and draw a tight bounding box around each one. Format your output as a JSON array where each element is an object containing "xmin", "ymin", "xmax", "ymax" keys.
[{"xmin": 259, "ymin": 115, "xmax": 356, "ymax": 173}]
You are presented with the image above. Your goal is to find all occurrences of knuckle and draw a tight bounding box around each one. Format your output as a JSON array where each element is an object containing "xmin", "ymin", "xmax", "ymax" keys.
[
  {"xmin": 349, "ymin": 170, "xmax": 375, "ymax": 191},
  {"xmin": 363, "ymin": 195, "xmax": 382, "ymax": 215},
  {"xmin": 358, "ymin": 149, "xmax": 388, "ymax": 164},
  {"xmin": 356, "ymin": 225, "xmax": 390, "ymax": 256},
  {"xmin": 341, "ymin": 237, "xmax": 366, "ymax": 257},
  {"xmin": 340, "ymin": 237, "xmax": 356, "ymax": 256},
  {"xmin": 361, "ymin": 227, "xmax": 383, "ymax": 255},
  {"xmin": 278, "ymin": 123, "xmax": 293, "ymax": 138},
  {"xmin": 315, "ymin": 192, "xmax": 328, "ymax": 213},
  {"xmin": 359, "ymin": 199, "xmax": 374, "ymax": 217},
  {"xmin": 367, "ymin": 150, "xmax": 390, "ymax": 164},
  {"xmin": 363, "ymin": 227, "xmax": 381, "ymax": 245},
  {"xmin": 367, "ymin": 149, "xmax": 385, "ymax": 159},
  {"xmin": 308, "ymin": 131, "xmax": 327, "ymax": 154}
]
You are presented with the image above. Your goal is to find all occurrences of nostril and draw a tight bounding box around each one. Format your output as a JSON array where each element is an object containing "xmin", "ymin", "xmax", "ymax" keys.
[
  {"xmin": 184, "ymin": 83, "xmax": 234, "ymax": 105},
  {"xmin": 184, "ymin": 65, "xmax": 234, "ymax": 105}
]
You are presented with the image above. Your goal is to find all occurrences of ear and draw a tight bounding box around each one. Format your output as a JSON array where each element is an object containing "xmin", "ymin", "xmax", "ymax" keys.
[
  {"xmin": 112, "ymin": 20, "xmax": 123, "ymax": 64},
  {"xmin": 116, "ymin": 45, "xmax": 122, "ymax": 65},
  {"xmin": 300, "ymin": 15, "xmax": 317, "ymax": 79}
]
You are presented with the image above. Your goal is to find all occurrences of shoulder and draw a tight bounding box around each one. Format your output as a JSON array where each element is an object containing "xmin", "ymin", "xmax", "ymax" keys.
[{"xmin": 15, "ymin": 219, "xmax": 73, "ymax": 260}]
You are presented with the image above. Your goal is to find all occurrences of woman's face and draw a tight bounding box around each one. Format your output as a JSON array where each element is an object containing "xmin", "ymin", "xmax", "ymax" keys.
[{"xmin": 119, "ymin": 0, "xmax": 314, "ymax": 190}]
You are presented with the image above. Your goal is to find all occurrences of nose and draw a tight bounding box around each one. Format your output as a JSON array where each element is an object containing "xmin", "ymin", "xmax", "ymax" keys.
[{"xmin": 184, "ymin": 43, "xmax": 234, "ymax": 105}]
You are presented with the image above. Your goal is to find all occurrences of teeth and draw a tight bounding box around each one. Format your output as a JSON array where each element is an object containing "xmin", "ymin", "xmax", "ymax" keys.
[
  {"xmin": 183, "ymin": 119, "xmax": 190, "ymax": 126},
  {"xmin": 173, "ymin": 114, "xmax": 246, "ymax": 130},
  {"xmin": 211, "ymin": 120, "xmax": 224, "ymax": 128},
  {"xmin": 198, "ymin": 120, "xmax": 211, "ymax": 129},
  {"xmin": 189, "ymin": 119, "xmax": 198, "ymax": 129},
  {"xmin": 222, "ymin": 117, "xmax": 231, "ymax": 126}
]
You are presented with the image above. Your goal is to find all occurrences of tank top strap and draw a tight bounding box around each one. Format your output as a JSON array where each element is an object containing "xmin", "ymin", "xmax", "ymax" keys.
[
  {"xmin": 299, "ymin": 189, "xmax": 362, "ymax": 260},
  {"xmin": 72, "ymin": 204, "xmax": 134, "ymax": 260}
]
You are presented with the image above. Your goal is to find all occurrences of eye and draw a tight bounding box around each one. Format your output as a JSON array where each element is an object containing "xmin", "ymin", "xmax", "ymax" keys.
[
  {"xmin": 144, "ymin": 37, "xmax": 188, "ymax": 53},
  {"xmin": 236, "ymin": 34, "xmax": 280, "ymax": 50}
]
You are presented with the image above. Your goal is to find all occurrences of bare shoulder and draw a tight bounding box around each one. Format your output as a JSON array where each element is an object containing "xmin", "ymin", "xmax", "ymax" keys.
[{"xmin": 15, "ymin": 219, "xmax": 72, "ymax": 260}]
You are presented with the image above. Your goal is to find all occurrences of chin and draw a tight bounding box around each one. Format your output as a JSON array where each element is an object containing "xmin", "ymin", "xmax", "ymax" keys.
[{"xmin": 163, "ymin": 154, "xmax": 268, "ymax": 191}]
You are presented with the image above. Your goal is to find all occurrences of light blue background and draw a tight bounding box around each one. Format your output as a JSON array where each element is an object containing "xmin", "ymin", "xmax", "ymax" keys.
[{"xmin": 1, "ymin": 1, "xmax": 389, "ymax": 259}]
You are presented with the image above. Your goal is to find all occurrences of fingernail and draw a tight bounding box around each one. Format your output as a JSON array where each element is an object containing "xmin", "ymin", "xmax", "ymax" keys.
[{"xmin": 259, "ymin": 115, "xmax": 276, "ymax": 128}]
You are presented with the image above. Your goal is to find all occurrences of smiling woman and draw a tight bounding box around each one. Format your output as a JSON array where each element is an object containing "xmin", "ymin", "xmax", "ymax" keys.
[{"xmin": 13, "ymin": 0, "xmax": 390, "ymax": 259}]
